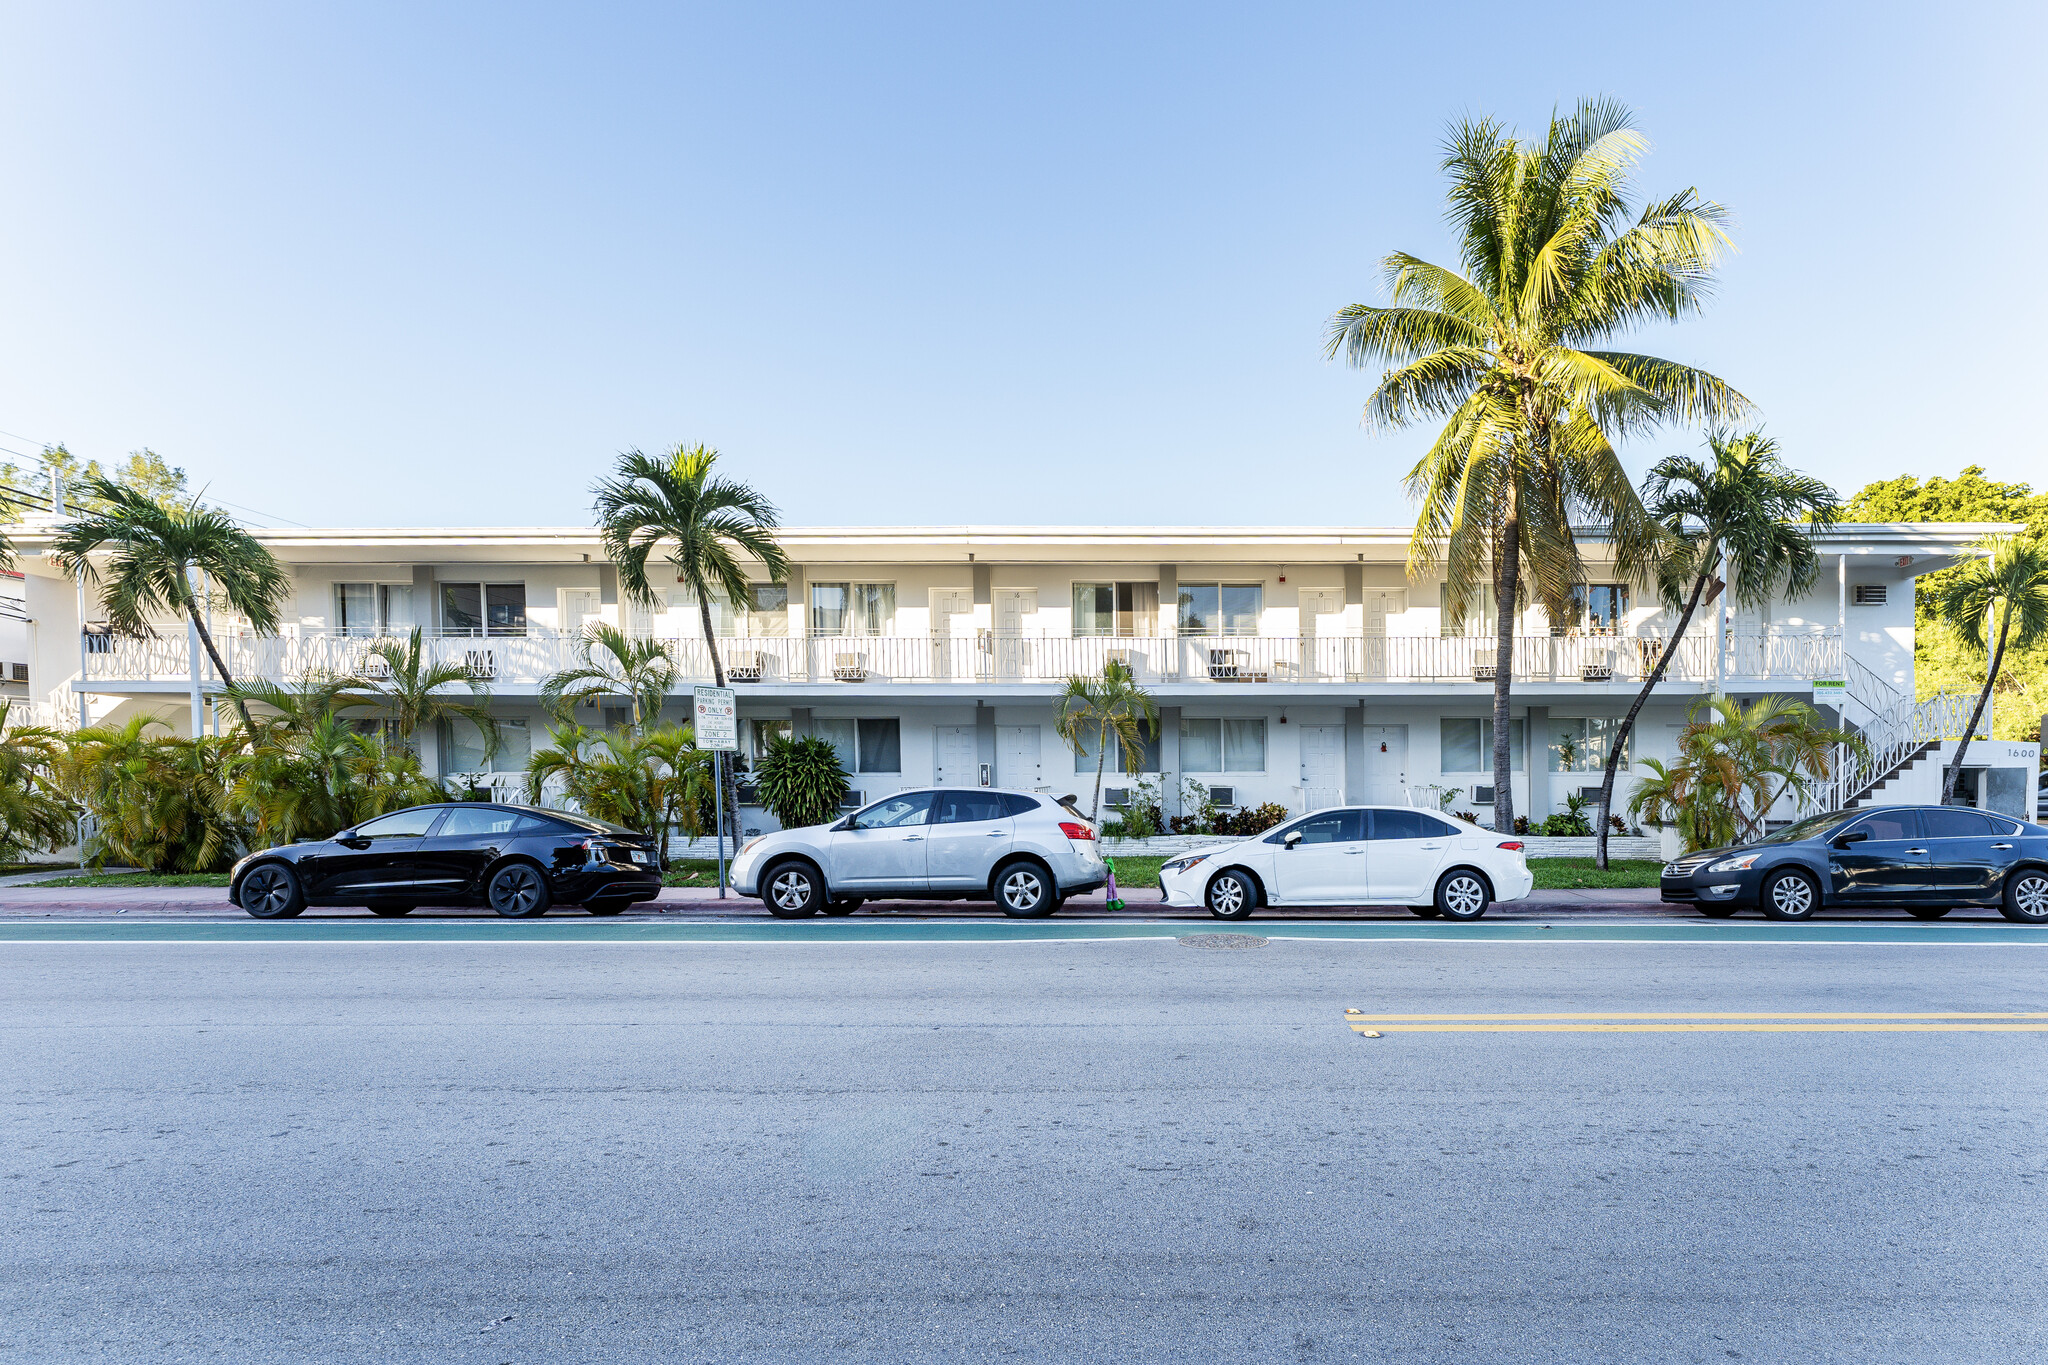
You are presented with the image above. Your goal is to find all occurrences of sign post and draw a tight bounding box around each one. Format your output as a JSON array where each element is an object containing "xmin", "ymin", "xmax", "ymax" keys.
[{"xmin": 693, "ymin": 685, "xmax": 739, "ymax": 897}]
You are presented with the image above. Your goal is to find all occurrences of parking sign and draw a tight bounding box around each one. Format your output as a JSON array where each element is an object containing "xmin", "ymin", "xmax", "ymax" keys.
[{"xmin": 692, "ymin": 685, "xmax": 739, "ymax": 751}]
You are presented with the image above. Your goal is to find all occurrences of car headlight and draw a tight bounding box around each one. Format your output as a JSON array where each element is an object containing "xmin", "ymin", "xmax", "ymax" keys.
[
  {"xmin": 1160, "ymin": 853, "xmax": 1212, "ymax": 876},
  {"xmin": 1707, "ymin": 854, "xmax": 1760, "ymax": 873}
]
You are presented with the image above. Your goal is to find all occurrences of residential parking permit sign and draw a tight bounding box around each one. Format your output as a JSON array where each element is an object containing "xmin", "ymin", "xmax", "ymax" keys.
[{"xmin": 692, "ymin": 685, "xmax": 739, "ymax": 751}]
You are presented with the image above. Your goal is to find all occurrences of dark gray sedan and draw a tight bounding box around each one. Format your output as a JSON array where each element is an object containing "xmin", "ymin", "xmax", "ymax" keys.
[{"xmin": 1659, "ymin": 804, "xmax": 2048, "ymax": 923}]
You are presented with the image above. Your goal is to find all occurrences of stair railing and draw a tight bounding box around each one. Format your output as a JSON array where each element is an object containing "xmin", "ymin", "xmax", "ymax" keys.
[{"xmin": 1800, "ymin": 689, "xmax": 1982, "ymax": 816}]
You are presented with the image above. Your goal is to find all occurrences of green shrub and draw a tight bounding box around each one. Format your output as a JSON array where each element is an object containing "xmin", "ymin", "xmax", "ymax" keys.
[{"xmin": 752, "ymin": 734, "xmax": 849, "ymax": 830}]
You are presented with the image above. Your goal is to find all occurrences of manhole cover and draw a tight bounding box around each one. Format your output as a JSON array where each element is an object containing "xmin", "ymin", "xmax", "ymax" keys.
[{"xmin": 1177, "ymin": 933, "xmax": 1269, "ymax": 950}]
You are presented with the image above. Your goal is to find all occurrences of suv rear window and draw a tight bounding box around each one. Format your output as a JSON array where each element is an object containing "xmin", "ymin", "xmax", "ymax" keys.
[{"xmin": 1002, "ymin": 793, "xmax": 1042, "ymax": 817}]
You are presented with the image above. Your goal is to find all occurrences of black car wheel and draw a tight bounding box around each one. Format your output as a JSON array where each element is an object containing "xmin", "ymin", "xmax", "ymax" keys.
[
  {"xmin": 1434, "ymin": 869, "xmax": 1492, "ymax": 921},
  {"xmin": 996, "ymin": 861, "xmax": 1057, "ymax": 917},
  {"xmin": 238, "ymin": 863, "xmax": 306, "ymax": 919},
  {"xmin": 2002, "ymin": 870, "xmax": 2048, "ymax": 925},
  {"xmin": 1205, "ymin": 869, "xmax": 1257, "ymax": 920},
  {"xmin": 487, "ymin": 863, "xmax": 551, "ymax": 918},
  {"xmin": 583, "ymin": 899, "xmax": 628, "ymax": 916},
  {"xmin": 1408, "ymin": 905, "xmax": 1441, "ymax": 919},
  {"xmin": 1759, "ymin": 869, "xmax": 1819, "ymax": 921},
  {"xmin": 823, "ymin": 898, "xmax": 862, "ymax": 916},
  {"xmin": 764, "ymin": 861, "xmax": 822, "ymax": 918},
  {"xmin": 1903, "ymin": 905, "xmax": 1952, "ymax": 920},
  {"xmin": 368, "ymin": 903, "xmax": 415, "ymax": 917}
]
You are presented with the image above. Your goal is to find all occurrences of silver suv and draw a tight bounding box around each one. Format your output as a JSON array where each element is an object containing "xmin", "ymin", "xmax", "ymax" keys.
[{"xmin": 731, "ymin": 788, "xmax": 1107, "ymax": 918}]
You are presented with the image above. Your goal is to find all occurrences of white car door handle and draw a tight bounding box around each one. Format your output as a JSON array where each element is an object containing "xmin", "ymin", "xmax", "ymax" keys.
[
  {"xmin": 1420, "ymin": 842, "xmax": 1444, "ymax": 850},
  {"xmin": 988, "ymin": 830, "xmax": 1006, "ymax": 836},
  {"xmin": 903, "ymin": 835, "xmax": 923, "ymax": 842},
  {"xmin": 1343, "ymin": 848, "xmax": 1365, "ymax": 855}
]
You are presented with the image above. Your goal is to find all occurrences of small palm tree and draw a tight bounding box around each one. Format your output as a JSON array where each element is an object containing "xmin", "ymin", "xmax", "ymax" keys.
[
  {"xmin": 525, "ymin": 721, "xmax": 710, "ymax": 859},
  {"xmin": 52, "ymin": 716, "xmax": 243, "ymax": 871},
  {"xmin": 0, "ymin": 706, "xmax": 76, "ymax": 862},
  {"xmin": 594, "ymin": 444, "xmax": 789, "ymax": 836},
  {"xmin": 1591, "ymin": 431, "xmax": 1841, "ymax": 865},
  {"xmin": 1627, "ymin": 695, "xmax": 1857, "ymax": 851},
  {"xmin": 539, "ymin": 623, "xmax": 677, "ymax": 733},
  {"xmin": 354, "ymin": 627, "xmax": 498, "ymax": 771},
  {"xmin": 1054, "ymin": 659, "xmax": 1159, "ymax": 825},
  {"xmin": 1934, "ymin": 535, "xmax": 2048, "ymax": 801},
  {"xmin": 224, "ymin": 711, "xmax": 445, "ymax": 847},
  {"xmin": 220, "ymin": 672, "xmax": 375, "ymax": 749},
  {"xmin": 51, "ymin": 476, "xmax": 291, "ymax": 738},
  {"xmin": 1327, "ymin": 97, "xmax": 1747, "ymax": 834}
]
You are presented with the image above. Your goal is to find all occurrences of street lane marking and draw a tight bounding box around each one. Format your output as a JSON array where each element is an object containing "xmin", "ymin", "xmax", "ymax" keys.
[{"xmin": 1345, "ymin": 1010, "xmax": 2048, "ymax": 1033}]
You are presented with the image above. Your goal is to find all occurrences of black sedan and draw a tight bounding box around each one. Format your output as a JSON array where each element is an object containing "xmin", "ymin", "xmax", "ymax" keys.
[
  {"xmin": 230, "ymin": 803, "xmax": 665, "ymax": 919},
  {"xmin": 1660, "ymin": 804, "xmax": 2048, "ymax": 923}
]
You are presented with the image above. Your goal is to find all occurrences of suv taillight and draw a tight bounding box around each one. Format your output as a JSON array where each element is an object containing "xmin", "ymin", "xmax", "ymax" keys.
[{"xmin": 1059, "ymin": 821, "xmax": 1095, "ymax": 841}]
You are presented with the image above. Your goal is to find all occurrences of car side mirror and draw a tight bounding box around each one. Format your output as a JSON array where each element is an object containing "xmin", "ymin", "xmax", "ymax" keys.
[
  {"xmin": 337, "ymin": 833, "xmax": 369, "ymax": 849},
  {"xmin": 1283, "ymin": 830, "xmax": 1303, "ymax": 849},
  {"xmin": 1833, "ymin": 831, "xmax": 1868, "ymax": 848}
]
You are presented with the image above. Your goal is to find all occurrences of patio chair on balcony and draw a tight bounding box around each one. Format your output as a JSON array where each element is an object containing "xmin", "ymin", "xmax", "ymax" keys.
[
  {"xmin": 832, "ymin": 652, "xmax": 869, "ymax": 682},
  {"xmin": 727, "ymin": 651, "xmax": 764, "ymax": 682},
  {"xmin": 1471, "ymin": 652, "xmax": 1497, "ymax": 681},
  {"xmin": 1105, "ymin": 648, "xmax": 1135, "ymax": 671},
  {"xmin": 1207, "ymin": 649, "xmax": 1246, "ymax": 681},
  {"xmin": 1580, "ymin": 649, "xmax": 1614, "ymax": 682}
]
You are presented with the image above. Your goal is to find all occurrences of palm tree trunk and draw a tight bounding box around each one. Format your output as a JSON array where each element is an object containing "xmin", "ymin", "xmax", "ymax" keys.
[
  {"xmin": 1091, "ymin": 722, "xmax": 1109, "ymax": 825},
  {"xmin": 185, "ymin": 597, "xmax": 255, "ymax": 739},
  {"xmin": 1594, "ymin": 571, "xmax": 1709, "ymax": 868},
  {"xmin": 1943, "ymin": 598, "xmax": 2009, "ymax": 802},
  {"xmin": 697, "ymin": 595, "xmax": 739, "ymax": 843},
  {"xmin": 1490, "ymin": 511, "xmax": 1521, "ymax": 835}
]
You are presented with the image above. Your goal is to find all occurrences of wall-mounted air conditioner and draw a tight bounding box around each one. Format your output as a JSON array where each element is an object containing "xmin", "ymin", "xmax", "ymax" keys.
[
  {"xmin": 1104, "ymin": 787, "xmax": 1131, "ymax": 806},
  {"xmin": 839, "ymin": 790, "xmax": 865, "ymax": 809},
  {"xmin": 1207, "ymin": 785, "xmax": 1237, "ymax": 807},
  {"xmin": 1473, "ymin": 784, "xmax": 1495, "ymax": 803}
]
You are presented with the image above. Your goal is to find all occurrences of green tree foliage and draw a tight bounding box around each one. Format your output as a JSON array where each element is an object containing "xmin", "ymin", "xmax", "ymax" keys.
[
  {"xmin": 223, "ymin": 712, "xmax": 448, "ymax": 848},
  {"xmin": 1054, "ymin": 659, "xmax": 1159, "ymax": 825},
  {"xmin": 1846, "ymin": 467, "xmax": 2048, "ymax": 739},
  {"xmin": 2, "ymin": 445, "xmax": 192, "ymax": 512},
  {"xmin": 1327, "ymin": 97, "xmax": 1745, "ymax": 833},
  {"xmin": 0, "ymin": 708, "xmax": 78, "ymax": 861},
  {"xmin": 751, "ymin": 733, "xmax": 850, "ymax": 830},
  {"xmin": 1627, "ymin": 695, "xmax": 1858, "ymax": 853},
  {"xmin": 1931, "ymin": 535, "xmax": 2048, "ymax": 797},
  {"xmin": 353, "ymin": 627, "xmax": 499, "ymax": 763},
  {"xmin": 52, "ymin": 717, "xmax": 245, "ymax": 871},
  {"xmin": 525, "ymin": 723, "xmax": 711, "ymax": 861},
  {"xmin": 539, "ymin": 623, "xmax": 677, "ymax": 732}
]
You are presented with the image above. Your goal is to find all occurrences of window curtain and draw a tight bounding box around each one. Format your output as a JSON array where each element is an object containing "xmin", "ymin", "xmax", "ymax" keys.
[{"xmin": 1439, "ymin": 718, "xmax": 1527, "ymax": 772}]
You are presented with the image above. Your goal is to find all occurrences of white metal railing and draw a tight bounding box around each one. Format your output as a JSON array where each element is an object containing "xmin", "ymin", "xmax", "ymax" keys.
[
  {"xmin": 78, "ymin": 628, "xmax": 1844, "ymax": 690},
  {"xmin": 1799, "ymin": 690, "xmax": 1984, "ymax": 817}
]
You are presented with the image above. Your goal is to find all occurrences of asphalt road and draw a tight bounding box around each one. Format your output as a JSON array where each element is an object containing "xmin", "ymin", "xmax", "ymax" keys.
[{"xmin": 4, "ymin": 930, "xmax": 2046, "ymax": 1363}]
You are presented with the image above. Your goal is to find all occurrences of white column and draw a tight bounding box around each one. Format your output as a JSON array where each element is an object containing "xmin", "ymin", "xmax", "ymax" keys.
[
  {"xmin": 1714, "ymin": 547, "xmax": 1731, "ymax": 696},
  {"xmin": 187, "ymin": 568, "xmax": 203, "ymax": 739}
]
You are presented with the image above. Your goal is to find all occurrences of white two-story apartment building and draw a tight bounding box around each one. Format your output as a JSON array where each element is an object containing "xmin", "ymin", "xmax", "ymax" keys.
[{"xmin": 10, "ymin": 521, "xmax": 2040, "ymax": 827}]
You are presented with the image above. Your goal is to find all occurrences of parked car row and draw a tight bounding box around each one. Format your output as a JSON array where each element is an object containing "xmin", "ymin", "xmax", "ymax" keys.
[{"xmin": 229, "ymin": 795, "xmax": 2048, "ymax": 926}]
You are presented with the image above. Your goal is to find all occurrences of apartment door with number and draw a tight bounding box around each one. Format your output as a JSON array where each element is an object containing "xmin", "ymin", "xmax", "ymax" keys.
[
  {"xmin": 999, "ymin": 725, "xmax": 1042, "ymax": 789},
  {"xmin": 1363, "ymin": 590, "xmax": 1404, "ymax": 681},
  {"xmin": 931, "ymin": 589, "xmax": 972, "ymax": 679},
  {"xmin": 993, "ymin": 590, "xmax": 1036, "ymax": 678},
  {"xmin": 934, "ymin": 725, "xmax": 979, "ymax": 788},
  {"xmin": 560, "ymin": 589, "xmax": 600, "ymax": 640},
  {"xmin": 1298, "ymin": 726, "xmax": 1344, "ymax": 811},
  {"xmin": 1361, "ymin": 725, "xmax": 1407, "ymax": 803},
  {"xmin": 1299, "ymin": 590, "xmax": 1342, "ymax": 679}
]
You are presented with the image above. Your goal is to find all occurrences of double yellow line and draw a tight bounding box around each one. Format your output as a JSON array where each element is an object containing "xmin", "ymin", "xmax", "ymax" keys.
[{"xmin": 1344, "ymin": 1009, "xmax": 2048, "ymax": 1034}]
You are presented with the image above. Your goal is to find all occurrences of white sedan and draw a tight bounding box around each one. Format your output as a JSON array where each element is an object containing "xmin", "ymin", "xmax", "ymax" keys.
[{"xmin": 1157, "ymin": 806, "xmax": 1533, "ymax": 920}]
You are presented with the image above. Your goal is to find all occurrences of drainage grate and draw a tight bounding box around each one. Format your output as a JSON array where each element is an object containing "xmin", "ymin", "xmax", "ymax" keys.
[{"xmin": 1177, "ymin": 933, "xmax": 1269, "ymax": 950}]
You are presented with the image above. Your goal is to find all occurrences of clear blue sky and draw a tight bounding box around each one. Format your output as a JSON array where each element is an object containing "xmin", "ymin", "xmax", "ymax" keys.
[{"xmin": 1, "ymin": 2, "xmax": 2041, "ymax": 529}]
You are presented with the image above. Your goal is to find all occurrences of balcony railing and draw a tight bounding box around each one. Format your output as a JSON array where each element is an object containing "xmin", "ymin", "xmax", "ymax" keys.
[{"xmin": 79, "ymin": 627, "xmax": 1843, "ymax": 690}]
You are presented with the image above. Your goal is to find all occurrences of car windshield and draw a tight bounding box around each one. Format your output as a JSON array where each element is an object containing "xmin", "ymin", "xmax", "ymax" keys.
[
  {"xmin": 1757, "ymin": 810, "xmax": 1864, "ymax": 844},
  {"xmin": 532, "ymin": 809, "xmax": 642, "ymax": 836}
]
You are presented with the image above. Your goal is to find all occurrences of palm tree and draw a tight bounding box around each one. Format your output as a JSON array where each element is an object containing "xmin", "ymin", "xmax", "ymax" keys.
[
  {"xmin": 1627, "ymin": 695, "xmax": 1857, "ymax": 852},
  {"xmin": 594, "ymin": 444, "xmax": 789, "ymax": 836},
  {"xmin": 220, "ymin": 671, "xmax": 375, "ymax": 748},
  {"xmin": 51, "ymin": 716, "xmax": 243, "ymax": 871},
  {"xmin": 0, "ymin": 706, "xmax": 76, "ymax": 862},
  {"xmin": 539, "ymin": 623, "xmax": 678, "ymax": 733},
  {"xmin": 224, "ymin": 710, "xmax": 445, "ymax": 847},
  {"xmin": 1054, "ymin": 659, "xmax": 1159, "ymax": 825},
  {"xmin": 525, "ymin": 721, "xmax": 710, "ymax": 859},
  {"xmin": 1934, "ymin": 535, "xmax": 2048, "ymax": 801},
  {"xmin": 1591, "ymin": 431, "xmax": 1841, "ymax": 865},
  {"xmin": 1326, "ymin": 97, "xmax": 1747, "ymax": 834},
  {"xmin": 354, "ymin": 627, "xmax": 499, "ymax": 772},
  {"xmin": 50, "ymin": 476, "xmax": 291, "ymax": 738}
]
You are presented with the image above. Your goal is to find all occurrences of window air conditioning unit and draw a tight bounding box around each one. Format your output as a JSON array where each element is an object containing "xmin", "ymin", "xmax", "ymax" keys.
[
  {"xmin": 1473, "ymin": 784, "xmax": 1495, "ymax": 804},
  {"xmin": 735, "ymin": 779, "xmax": 761, "ymax": 805},
  {"xmin": 1853, "ymin": 584, "xmax": 1887, "ymax": 606},
  {"xmin": 1103, "ymin": 786, "xmax": 1132, "ymax": 807},
  {"xmin": 1579, "ymin": 785, "xmax": 1604, "ymax": 803},
  {"xmin": 1207, "ymin": 785, "xmax": 1237, "ymax": 807},
  {"xmin": 839, "ymin": 790, "xmax": 865, "ymax": 809}
]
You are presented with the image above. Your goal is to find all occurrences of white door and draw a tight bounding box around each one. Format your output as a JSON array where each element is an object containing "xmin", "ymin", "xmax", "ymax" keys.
[
  {"xmin": 1298, "ymin": 726, "xmax": 1344, "ymax": 811},
  {"xmin": 1361, "ymin": 725, "xmax": 1407, "ymax": 803},
  {"xmin": 1364, "ymin": 807, "xmax": 1452, "ymax": 902},
  {"xmin": 1299, "ymin": 590, "xmax": 1343, "ymax": 679},
  {"xmin": 934, "ymin": 725, "xmax": 979, "ymax": 787},
  {"xmin": 993, "ymin": 590, "xmax": 1036, "ymax": 678},
  {"xmin": 999, "ymin": 725, "xmax": 1042, "ymax": 789},
  {"xmin": 1269, "ymin": 808, "xmax": 1368, "ymax": 903},
  {"xmin": 931, "ymin": 589, "xmax": 973, "ymax": 679},
  {"xmin": 1364, "ymin": 590, "xmax": 1405, "ymax": 636},
  {"xmin": 560, "ymin": 590, "xmax": 600, "ymax": 638}
]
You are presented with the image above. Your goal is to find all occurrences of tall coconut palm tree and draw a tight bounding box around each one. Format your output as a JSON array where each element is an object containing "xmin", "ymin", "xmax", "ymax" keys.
[
  {"xmin": 1326, "ymin": 97, "xmax": 1748, "ymax": 833},
  {"xmin": 354, "ymin": 627, "xmax": 499, "ymax": 771},
  {"xmin": 50, "ymin": 476, "xmax": 291, "ymax": 738},
  {"xmin": 1934, "ymin": 535, "xmax": 2048, "ymax": 801},
  {"xmin": 594, "ymin": 444, "xmax": 788, "ymax": 835},
  {"xmin": 1591, "ymin": 431, "xmax": 1841, "ymax": 865},
  {"xmin": 1054, "ymin": 659, "xmax": 1159, "ymax": 825},
  {"xmin": 538, "ymin": 623, "xmax": 678, "ymax": 733}
]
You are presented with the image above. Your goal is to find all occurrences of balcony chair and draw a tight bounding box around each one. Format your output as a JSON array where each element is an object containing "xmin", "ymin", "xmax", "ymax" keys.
[
  {"xmin": 727, "ymin": 651, "xmax": 764, "ymax": 682},
  {"xmin": 1207, "ymin": 648, "xmax": 1247, "ymax": 681},
  {"xmin": 832, "ymin": 653, "xmax": 869, "ymax": 682}
]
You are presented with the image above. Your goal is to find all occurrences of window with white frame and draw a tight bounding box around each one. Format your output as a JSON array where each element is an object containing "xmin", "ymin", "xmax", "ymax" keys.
[
  {"xmin": 809, "ymin": 583, "xmax": 895, "ymax": 636},
  {"xmin": 336, "ymin": 583, "xmax": 416, "ymax": 636},
  {"xmin": 1546, "ymin": 717, "xmax": 1629, "ymax": 772},
  {"xmin": 440, "ymin": 582, "xmax": 526, "ymax": 636},
  {"xmin": 1439, "ymin": 583, "xmax": 1497, "ymax": 637},
  {"xmin": 1178, "ymin": 717, "xmax": 1266, "ymax": 772},
  {"xmin": 437, "ymin": 715, "xmax": 530, "ymax": 774},
  {"xmin": 1440, "ymin": 718, "xmax": 1527, "ymax": 772},
  {"xmin": 741, "ymin": 718, "xmax": 792, "ymax": 763},
  {"xmin": 1070, "ymin": 724, "xmax": 1161, "ymax": 773},
  {"xmin": 1568, "ymin": 584, "xmax": 1631, "ymax": 632},
  {"xmin": 812, "ymin": 717, "xmax": 901, "ymax": 773},
  {"xmin": 1072, "ymin": 581, "xmax": 1159, "ymax": 637},
  {"xmin": 1177, "ymin": 583, "xmax": 1262, "ymax": 636}
]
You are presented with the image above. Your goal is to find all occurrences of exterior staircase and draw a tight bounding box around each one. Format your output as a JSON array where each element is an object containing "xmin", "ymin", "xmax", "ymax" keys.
[{"xmin": 1800, "ymin": 659, "xmax": 1981, "ymax": 816}]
